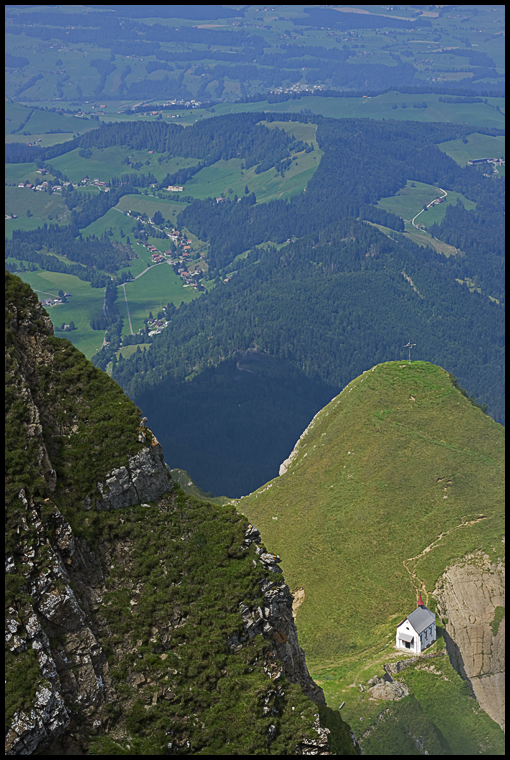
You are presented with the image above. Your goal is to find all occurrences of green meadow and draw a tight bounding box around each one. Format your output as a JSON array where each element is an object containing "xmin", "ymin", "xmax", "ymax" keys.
[
  {"xmin": 119, "ymin": 263, "xmax": 198, "ymax": 334},
  {"xmin": 12, "ymin": 269, "xmax": 106, "ymax": 359},
  {"xmin": 5, "ymin": 162, "xmax": 40, "ymax": 186},
  {"xmin": 238, "ymin": 361, "xmax": 504, "ymax": 669},
  {"xmin": 22, "ymin": 108, "xmax": 89, "ymax": 136},
  {"xmin": 357, "ymin": 649, "xmax": 504, "ymax": 754},
  {"xmin": 169, "ymin": 118, "xmax": 323, "ymax": 204},
  {"xmin": 438, "ymin": 132, "xmax": 505, "ymax": 167},
  {"xmin": 79, "ymin": 206, "xmax": 136, "ymax": 244},
  {"xmin": 115, "ymin": 194, "xmax": 186, "ymax": 226},
  {"xmin": 5, "ymin": 132, "xmax": 78, "ymax": 147},
  {"xmin": 5, "ymin": 100, "xmax": 33, "ymax": 134},
  {"xmin": 5, "ymin": 186, "xmax": 71, "ymax": 236},
  {"xmin": 184, "ymin": 143, "xmax": 322, "ymax": 204},
  {"xmin": 211, "ymin": 94, "xmax": 506, "ymax": 130},
  {"xmin": 315, "ymin": 632, "xmax": 504, "ymax": 754},
  {"xmin": 48, "ymin": 146, "xmax": 199, "ymax": 185},
  {"xmin": 377, "ymin": 179, "xmax": 476, "ymax": 229},
  {"xmin": 237, "ymin": 361, "xmax": 504, "ymax": 750},
  {"xmin": 5, "ymin": 99, "xmax": 97, "ymax": 136}
]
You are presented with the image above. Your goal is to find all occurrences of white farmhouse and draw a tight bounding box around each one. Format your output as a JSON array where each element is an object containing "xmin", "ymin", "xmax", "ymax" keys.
[{"xmin": 395, "ymin": 595, "xmax": 436, "ymax": 654}]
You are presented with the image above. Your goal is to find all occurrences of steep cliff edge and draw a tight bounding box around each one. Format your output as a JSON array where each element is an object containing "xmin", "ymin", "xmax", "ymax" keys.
[
  {"xmin": 433, "ymin": 551, "xmax": 505, "ymax": 731},
  {"xmin": 5, "ymin": 273, "xmax": 358, "ymax": 755}
]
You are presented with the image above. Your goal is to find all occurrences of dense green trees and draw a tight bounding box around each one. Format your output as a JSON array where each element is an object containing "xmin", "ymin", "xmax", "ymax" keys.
[{"xmin": 111, "ymin": 217, "xmax": 504, "ymax": 494}]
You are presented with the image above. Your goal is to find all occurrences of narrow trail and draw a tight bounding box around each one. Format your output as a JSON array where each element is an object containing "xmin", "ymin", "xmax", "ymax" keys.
[
  {"xmin": 402, "ymin": 514, "xmax": 490, "ymax": 604},
  {"xmin": 121, "ymin": 283, "xmax": 134, "ymax": 335}
]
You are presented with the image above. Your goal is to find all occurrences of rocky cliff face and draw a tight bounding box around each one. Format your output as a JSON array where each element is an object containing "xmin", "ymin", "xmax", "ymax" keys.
[
  {"xmin": 234, "ymin": 525, "xmax": 326, "ymax": 707},
  {"xmin": 433, "ymin": 551, "xmax": 505, "ymax": 730},
  {"xmin": 87, "ymin": 441, "xmax": 172, "ymax": 512},
  {"xmin": 6, "ymin": 496, "xmax": 341, "ymax": 755},
  {"xmin": 5, "ymin": 273, "xmax": 359, "ymax": 755}
]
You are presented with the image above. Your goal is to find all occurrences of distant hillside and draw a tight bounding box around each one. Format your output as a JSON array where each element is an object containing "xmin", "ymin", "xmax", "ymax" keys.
[
  {"xmin": 237, "ymin": 360, "xmax": 505, "ymax": 752},
  {"xmin": 113, "ymin": 217, "xmax": 505, "ymax": 496}
]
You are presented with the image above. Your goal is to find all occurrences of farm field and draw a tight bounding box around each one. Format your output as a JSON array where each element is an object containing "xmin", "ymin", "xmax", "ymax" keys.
[
  {"xmin": 438, "ymin": 132, "xmax": 505, "ymax": 167},
  {"xmin": 5, "ymin": 215, "xmax": 61, "ymax": 239},
  {"xmin": 211, "ymin": 94, "xmax": 506, "ymax": 130},
  {"xmin": 5, "ymin": 186, "xmax": 70, "ymax": 234},
  {"xmin": 12, "ymin": 268, "xmax": 106, "ymax": 359},
  {"xmin": 79, "ymin": 207, "xmax": 138, "ymax": 246},
  {"xmin": 184, "ymin": 143, "xmax": 322, "ymax": 204},
  {"xmin": 5, "ymin": 162, "xmax": 40, "ymax": 186},
  {"xmin": 47, "ymin": 145, "xmax": 199, "ymax": 185},
  {"xmin": 377, "ymin": 180, "xmax": 476, "ymax": 228},
  {"xmin": 5, "ymin": 133, "xmax": 79, "ymax": 147},
  {"xmin": 115, "ymin": 195, "xmax": 186, "ymax": 225},
  {"xmin": 119, "ymin": 263, "xmax": 198, "ymax": 335},
  {"xmin": 5, "ymin": 100, "xmax": 97, "ymax": 137},
  {"xmin": 21, "ymin": 107, "xmax": 90, "ymax": 136},
  {"xmin": 5, "ymin": 100, "xmax": 35, "ymax": 134},
  {"xmin": 116, "ymin": 344, "xmax": 149, "ymax": 360}
]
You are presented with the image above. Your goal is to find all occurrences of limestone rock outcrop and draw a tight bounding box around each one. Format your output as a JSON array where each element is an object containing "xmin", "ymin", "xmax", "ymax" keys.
[
  {"xmin": 367, "ymin": 679, "xmax": 409, "ymax": 701},
  {"xmin": 5, "ymin": 499, "xmax": 107, "ymax": 755},
  {"xmin": 433, "ymin": 551, "xmax": 505, "ymax": 730},
  {"xmin": 236, "ymin": 525, "xmax": 326, "ymax": 707},
  {"xmin": 93, "ymin": 443, "xmax": 173, "ymax": 511}
]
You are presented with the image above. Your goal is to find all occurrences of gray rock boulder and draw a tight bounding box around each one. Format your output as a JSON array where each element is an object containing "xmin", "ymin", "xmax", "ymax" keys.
[{"xmin": 95, "ymin": 442, "xmax": 172, "ymax": 510}]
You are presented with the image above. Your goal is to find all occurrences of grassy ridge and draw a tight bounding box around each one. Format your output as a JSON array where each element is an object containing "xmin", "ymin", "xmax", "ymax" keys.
[
  {"xmin": 238, "ymin": 362, "xmax": 504, "ymax": 672},
  {"xmin": 237, "ymin": 361, "xmax": 505, "ymax": 751}
]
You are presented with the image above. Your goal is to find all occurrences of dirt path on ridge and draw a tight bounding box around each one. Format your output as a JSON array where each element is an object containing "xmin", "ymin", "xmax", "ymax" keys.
[{"xmin": 402, "ymin": 514, "xmax": 490, "ymax": 604}]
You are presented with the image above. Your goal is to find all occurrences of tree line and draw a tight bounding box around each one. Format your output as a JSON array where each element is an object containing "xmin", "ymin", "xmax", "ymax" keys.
[{"xmin": 112, "ymin": 216, "xmax": 504, "ymax": 426}]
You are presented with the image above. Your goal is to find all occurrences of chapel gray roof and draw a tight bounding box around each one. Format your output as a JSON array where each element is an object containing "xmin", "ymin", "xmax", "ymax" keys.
[{"xmin": 406, "ymin": 606, "xmax": 435, "ymax": 634}]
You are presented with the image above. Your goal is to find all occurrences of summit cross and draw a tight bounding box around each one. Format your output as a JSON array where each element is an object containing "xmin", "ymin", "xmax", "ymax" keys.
[{"xmin": 404, "ymin": 339, "xmax": 416, "ymax": 363}]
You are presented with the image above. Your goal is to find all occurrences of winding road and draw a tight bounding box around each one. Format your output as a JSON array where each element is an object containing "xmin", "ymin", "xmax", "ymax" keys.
[{"xmin": 410, "ymin": 187, "xmax": 447, "ymax": 229}]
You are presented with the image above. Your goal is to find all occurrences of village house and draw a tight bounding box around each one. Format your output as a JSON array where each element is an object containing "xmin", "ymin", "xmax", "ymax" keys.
[{"xmin": 395, "ymin": 595, "xmax": 436, "ymax": 654}]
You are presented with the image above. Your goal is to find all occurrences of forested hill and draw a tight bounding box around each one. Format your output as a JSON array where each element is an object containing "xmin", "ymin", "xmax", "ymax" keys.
[
  {"xmin": 173, "ymin": 114, "xmax": 505, "ymax": 300},
  {"xmin": 5, "ymin": 115, "xmax": 504, "ymax": 302},
  {"xmin": 113, "ymin": 218, "xmax": 504, "ymax": 496},
  {"xmin": 5, "ymin": 113, "xmax": 298, "ymax": 170}
]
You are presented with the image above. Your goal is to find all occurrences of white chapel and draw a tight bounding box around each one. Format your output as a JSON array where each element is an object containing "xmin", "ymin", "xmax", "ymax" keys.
[{"xmin": 395, "ymin": 595, "xmax": 436, "ymax": 654}]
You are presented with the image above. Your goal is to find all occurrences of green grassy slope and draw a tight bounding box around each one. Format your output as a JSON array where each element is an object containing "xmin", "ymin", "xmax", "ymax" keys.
[
  {"xmin": 237, "ymin": 361, "xmax": 505, "ymax": 752},
  {"xmin": 237, "ymin": 361, "xmax": 504, "ymax": 669}
]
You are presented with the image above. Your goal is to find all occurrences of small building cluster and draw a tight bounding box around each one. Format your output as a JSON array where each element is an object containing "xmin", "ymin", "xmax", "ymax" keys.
[
  {"xmin": 467, "ymin": 157, "xmax": 504, "ymax": 166},
  {"xmin": 40, "ymin": 293, "xmax": 71, "ymax": 308}
]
